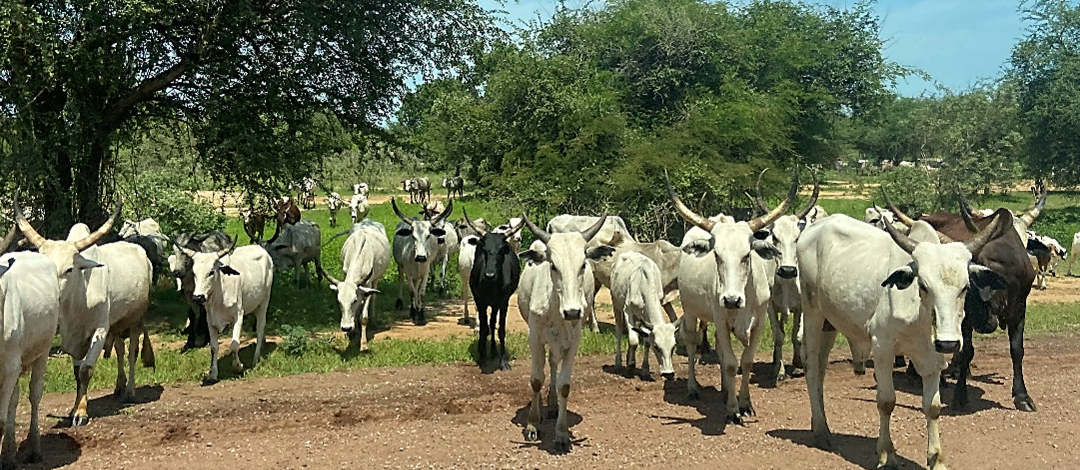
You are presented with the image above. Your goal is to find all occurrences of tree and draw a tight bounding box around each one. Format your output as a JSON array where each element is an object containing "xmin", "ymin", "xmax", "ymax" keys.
[
  {"xmin": 0, "ymin": 1, "xmax": 494, "ymax": 234},
  {"xmin": 1010, "ymin": 0, "xmax": 1080, "ymax": 187}
]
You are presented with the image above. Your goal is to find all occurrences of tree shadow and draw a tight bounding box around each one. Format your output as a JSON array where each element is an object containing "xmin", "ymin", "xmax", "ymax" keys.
[
  {"xmin": 51, "ymin": 385, "xmax": 164, "ymax": 429},
  {"xmin": 656, "ymin": 378, "xmax": 729, "ymax": 436},
  {"xmin": 509, "ymin": 402, "xmax": 585, "ymax": 455},
  {"xmin": 20, "ymin": 433, "xmax": 81, "ymax": 469},
  {"xmin": 767, "ymin": 429, "xmax": 922, "ymax": 469}
]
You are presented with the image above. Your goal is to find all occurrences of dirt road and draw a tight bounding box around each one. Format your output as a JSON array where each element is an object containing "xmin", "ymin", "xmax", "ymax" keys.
[{"xmin": 19, "ymin": 333, "xmax": 1080, "ymax": 469}]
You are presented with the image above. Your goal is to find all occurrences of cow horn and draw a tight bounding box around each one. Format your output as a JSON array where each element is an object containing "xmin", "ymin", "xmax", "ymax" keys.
[
  {"xmin": 521, "ymin": 212, "xmax": 550, "ymax": 245},
  {"xmin": 880, "ymin": 188, "xmax": 917, "ymax": 228},
  {"xmin": 318, "ymin": 264, "xmax": 342, "ymax": 285},
  {"xmin": 462, "ymin": 208, "xmax": 487, "ymax": 237},
  {"xmin": 433, "ymin": 199, "xmax": 454, "ymax": 225},
  {"xmin": 173, "ymin": 241, "xmax": 197, "ymax": 259},
  {"xmin": 956, "ymin": 192, "xmax": 980, "ymax": 233},
  {"xmin": 936, "ymin": 231, "xmax": 955, "ymax": 244},
  {"xmin": 391, "ymin": 198, "xmax": 413, "ymax": 225},
  {"xmin": 956, "ymin": 185, "xmax": 979, "ymax": 219},
  {"xmin": 747, "ymin": 169, "xmax": 799, "ymax": 233},
  {"xmin": 581, "ymin": 213, "xmax": 608, "ymax": 243},
  {"xmin": 794, "ymin": 172, "xmax": 821, "ymax": 220},
  {"xmin": 883, "ymin": 213, "xmax": 919, "ymax": 254},
  {"xmin": 0, "ymin": 224, "xmax": 16, "ymax": 254},
  {"xmin": 13, "ymin": 197, "xmax": 46, "ymax": 249},
  {"xmin": 753, "ymin": 169, "xmax": 771, "ymax": 214},
  {"xmin": 1018, "ymin": 184, "xmax": 1047, "ymax": 230},
  {"xmin": 507, "ymin": 217, "xmax": 527, "ymax": 237},
  {"xmin": 964, "ymin": 212, "xmax": 1011, "ymax": 256},
  {"xmin": 664, "ymin": 169, "xmax": 715, "ymax": 232},
  {"xmin": 215, "ymin": 235, "xmax": 237, "ymax": 258},
  {"xmin": 73, "ymin": 200, "xmax": 122, "ymax": 252}
]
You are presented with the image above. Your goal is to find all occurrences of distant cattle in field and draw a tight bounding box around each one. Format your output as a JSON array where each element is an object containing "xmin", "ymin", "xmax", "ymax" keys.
[
  {"xmin": 327, "ymin": 192, "xmax": 343, "ymax": 228},
  {"xmin": 264, "ymin": 220, "xmax": 322, "ymax": 287},
  {"xmin": 443, "ymin": 176, "xmax": 464, "ymax": 199}
]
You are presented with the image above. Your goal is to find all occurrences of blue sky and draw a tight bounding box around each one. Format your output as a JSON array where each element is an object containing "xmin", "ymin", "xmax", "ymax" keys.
[{"xmin": 477, "ymin": 0, "xmax": 1028, "ymax": 96}]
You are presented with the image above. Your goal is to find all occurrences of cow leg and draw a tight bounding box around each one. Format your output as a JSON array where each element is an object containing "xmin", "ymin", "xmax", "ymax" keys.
[
  {"xmin": 477, "ymin": 304, "xmax": 490, "ymax": 367},
  {"xmin": 71, "ymin": 327, "xmax": 106, "ymax": 426},
  {"xmin": 359, "ymin": 297, "xmax": 371, "ymax": 352},
  {"xmin": 459, "ymin": 279, "xmax": 472, "ymax": 327},
  {"xmin": 662, "ymin": 302, "xmax": 678, "ymax": 323},
  {"xmin": 487, "ymin": 305, "xmax": 498, "ymax": 368},
  {"xmin": 768, "ymin": 304, "xmax": 787, "ymax": 382},
  {"xmin": 113, "ymin": 332, "xmax": 127, "ymax": 397},
  {"xmin": 395, "ymin": 264, "xmax": 405, "ymax": 311},
  {"xmin": 415, "ymin": 275, "xmax": 429, "ymax": 326},
  {"xmin": 849, "ymin": 338, "xmax": 871, "ymax": 375},
  {"xmin": 613, "ymin": 305, "xmax": 625, "ymax": 370},
  {"xmin": 713, "ymin": 323, "xmax": 741, "ymax": 423},
  {"xmin": 122, "ymin": 327, "xmax": 140, "ymax": 402},
  {"xmin": 25, "ymin": 355, "xmax": 46, "ymax": 464},
  {"xmin": 0, "ymin": 368, "xmax": 16, "ymax": 469},
  {"xmin": 804, "ymin": 313, "xmax": 836, "ymax": 449},
  {"xmin": 738, "ymin": 318, "xmax": 765, "ymax": 418},
  {"xmin": 951, "ymin": 323, "xmax": 976, "ymax": 410},
  {"xmin": 640, "ymin": 331, "xmax": 652, "ymax": 380},
  {"xmin": 699, "ymin": 320, "xmax": 714, "ymax": 358},
  {"xmin": 791, "ymin": 310, "xmax": 805, "ymax": 372},
  {"xmin": 626, "ymin": 321, "xmax": 640, "ymax": 379},
  {"xmin": 912, "ymin": 351, "xmax": 949, "ymax": 470},
  {"xmin": 547, "ymin": 347, "xmax": 559, "ymax": 417},
  {"xmin": 1008, "ymin": 316, "xmax": 1036, "ymax": 411},
  {"xmin": 230, "ymin": 313, "xmax": 247, "ymax": 373},
  {"xmin": 554, "ymin": 340, "xmax": 580, "ymax": 453},
  {"xmin": 524, "ymin": 333, "xmax": 545, "ymax": 442},
  {"xmin": 872, "ymin": 342, "xmax": 899, "ymax": 468},
  {"xmin": 682, "ymin": 317, "xmax": 702, "ymax": 400},
  {"xmin": 205, "ymin": 324, "xmax": 222, "ymax": 385},
  {"xmin": 253, "ymin": 302, "xmax": 268, "ymax": 368},
  {"xmin": 498, "ymin": 303, "xmax": 511, "ymax": 371}
]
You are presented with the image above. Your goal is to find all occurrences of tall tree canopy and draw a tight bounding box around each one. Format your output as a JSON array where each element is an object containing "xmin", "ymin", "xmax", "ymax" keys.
[
  {"xmin": 1010, "ymin": 0, "xmax": 1080, "ymax": 186},
  {"xmin": 0, "ymin": 0, "xmax": 494, "ymax": 234}
]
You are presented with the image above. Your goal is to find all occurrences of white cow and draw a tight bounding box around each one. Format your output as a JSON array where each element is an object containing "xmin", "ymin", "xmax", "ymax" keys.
[
  {"xmin": 118, "ymin": 217, "xmax": 161, "ymax": 238},
  {"xmin": 392, "ymin": 198, "xmax": 454, "ymax": 325},
  {"xmin": 350, "ymin": 194, "xmax": 370, "ymax": 223},
  {"xmin": 1063, "ymin": 232, "xmax": 1080, "ymax": 277},
  {"xmin": 610, "ymin": 251, "xmax": 677, "ymax": 381},
  {"xmin": 354, "ymin": 183, "xmax": 369, "ymax": 199},
  {"xmin": 547, "ymin": 214, "xmax": 635, "ymax": 333},
  {"xmin": 184, "ymin": 243, "xmax": 274, "ymax": 384},
  {"xmin": 798, "ymin": 214, "xmax": 1011, "ymax": 469},
  {"xmin": 327, "ymin": 192, "xmax": 343, "ymax": 228},
  {"xmin": 518, "ymin": 215, "xmax": 612, "ymax": 453},
  {"xmin": 457, "ymin": 234, "xmax": 480, "ymax": 327},
  {"xmin": 0, "ymin": 228, "xmax": 60, "ymax": 467},
  {"xmin": 493, "ymin": 217, "xmax": 524, "ymax": 253},
  {"xmin": 265, "ymin": 220, "xmax": 322, "ymax": 287},
  {"xmin": 430, "ymin": 214, "xmax": 459, "ymax": 296},
  {"xmin": 665, "ymin": 170, "xmax": 794, "ymax": 424},
  {"xmin": 15, "ymin": 202, "xmax": 153, "ymax": 426},
  {"xmin": 322, "ymin": 220, "xmax": 390, "ymax": 351}
]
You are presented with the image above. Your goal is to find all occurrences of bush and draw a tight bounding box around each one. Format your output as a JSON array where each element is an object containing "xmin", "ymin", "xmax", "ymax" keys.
[
  {"xmin": 879, "ymin": 166, "xmax": 939, "ymax": 216},
  {"xmin": 279, "ymin": 324, "xmax": 314, "ymax": 356},
  {"xmin": 119, "ymin": 171, "xmax": 226, "ymax": 235}
]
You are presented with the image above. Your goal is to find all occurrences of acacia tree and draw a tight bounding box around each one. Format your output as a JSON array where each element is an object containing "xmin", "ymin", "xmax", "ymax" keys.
[
  {"xmin": 1010, "ymin": 0, "xmax": 1080, "ymax": 186},
  {"xmin": 0, "ymin": 1, "xmax": 494, "ymax": 234}
]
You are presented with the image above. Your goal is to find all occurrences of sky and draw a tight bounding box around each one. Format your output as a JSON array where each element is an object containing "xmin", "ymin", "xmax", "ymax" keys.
[{"xmin": 477, "ymin": 0, "xmax": 1029, "ymax": 96}]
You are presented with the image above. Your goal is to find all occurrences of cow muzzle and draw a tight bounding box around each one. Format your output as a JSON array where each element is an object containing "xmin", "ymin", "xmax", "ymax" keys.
[
  {"xmin": 934, "ymin": 340, "xmax": 961, "ymax": 354},
  {"xmin": 561, "ymin": 309, "xmax": 582, "ymax": 320},
  {"xmin": 484, "ymin": 270, "xmax": 497, "ymax": 280},
  {"xmin": 341, "ymin": 325, "xmax": 354, "ymax": 333},
  {"xmin": 192, "ymin": 294, "xmax": 207, "ymax": 304},
  {"xmin": 414, "ymin": 255, "xmax": 428, "ymax": 263},
  {"xmin": 722, "ymin": 295, "xmax": 742, "ymax": 310},
  {"xmin": 776, "ymin": 265, "xmax": 798, "ymax": 279},
  {"xmin": 661, "ymin": 372, "xmax": 675, "ymax": 380}
]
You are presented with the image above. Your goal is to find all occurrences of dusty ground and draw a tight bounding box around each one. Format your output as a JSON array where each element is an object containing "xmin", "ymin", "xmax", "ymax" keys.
[{"xmin": 18, "ymin": 332, "xmax": 1080, "ymax": 469}]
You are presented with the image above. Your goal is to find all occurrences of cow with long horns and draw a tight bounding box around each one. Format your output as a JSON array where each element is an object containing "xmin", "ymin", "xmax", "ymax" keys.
[
  {"xmin": 181, "ymin": 238, "xmax": 274, "ymax": 384},
  {"xmin": 517, "ymin": 213, "xmax": 613, "ymax": 452},
  {"xmin": 885, "ymin": 186, "xmax": 1044, "ymax": 412},
  {"xmin": 665, "ymin": 169, "xmax": 794, "ymax": 424},
  {"xmin": 463, "ymin": 209, "xmax": 525, "ymax": 371},
  {"xmin": 15, "ymin": 200, "xmax": 154, "ymax": 426},
  {"xmin": 392, "ymin": 198, "xmax": 453, "ymax": 325},
  {"xmin": 798, "ymin": 208, "xmax": 1011, "ymax": 469}
]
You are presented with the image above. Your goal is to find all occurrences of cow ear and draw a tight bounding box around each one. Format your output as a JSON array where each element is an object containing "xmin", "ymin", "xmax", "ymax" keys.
[
  {"xmin": 358, "ymin": 286, "xmax": 380, "ymax": 296},
  {"xmin": 431, "ymin": 228, "xmax": 447, "ymax": 238},
  {"xmin": 0, "ymin": 258, "xmax": 13, "ymax": 277},
  {"xmin": 395, "ymin": 228, "xmax": 412, "ymax": 237},
  {"xmin": 751, "ymin": 239, "xmax": 781, "ymax": 260},
  {"xmin": 969, "ymin": 265, "xmax": 1008, "ymax": 291},
  {"xmin": 632, "ymin": 326, "xmax": 651, "ymax": 338},
  {"xmin": 75, "ymin": 257, "xmax": 104, "ymax": 270},
  {"xmin": 681, "ymin": 239, "xmax": 712, "ymax": 256},
  {"xmin": 219, "ymin": 265, "xmax": 241, "ymax": 276},
  {"xmin": 519, "ymin": 250, "xmax": 546, "ymax": 264},
  {"xmin": 881, "ymin": 266, "xmax": 916, "ymax": 290},
  {"xmin": 466, "ymin": 237, "xmax": 479, "ymax": 246},
  {"xmin": 586, "ymin": 245, "xmax": 616, "ymax": 261}
]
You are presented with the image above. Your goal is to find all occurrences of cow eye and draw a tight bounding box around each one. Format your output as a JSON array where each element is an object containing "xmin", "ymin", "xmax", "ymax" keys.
[
  {"xmin": 63, "ymin": 267, "xmax": 73, "ymax": 275},
  {"xmin": 579, "ymin": 264, "xmax": 586, "ymax": 274}
]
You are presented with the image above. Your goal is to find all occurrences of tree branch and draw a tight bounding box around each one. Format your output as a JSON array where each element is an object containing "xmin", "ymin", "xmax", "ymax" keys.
[{"xmin": 103, "ymin": 60, "xmax": 189, "ymax": 132}]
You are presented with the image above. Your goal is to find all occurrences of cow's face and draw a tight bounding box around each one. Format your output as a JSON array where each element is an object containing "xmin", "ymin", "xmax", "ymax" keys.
[
  {"xmin": 544, "ymin": 233, "xmax": 614, "ymax": 320},
  {"xmin": 396, "ymin": 220, "xmax": 442, "ymax": 263},
  {"xmin": 770, "ymin": 215, "xmax": 803, "ymax": 279},
  {"xmin": 190, "ymin": 252, "xmax": 239, "ymax": 304},
  {"xmin": 882, "ymin": 243, "xmax": 1006, "ymax": 354},
  {"xmin": 683, "ymin": 222, "xmax": 778, "ymax": 310},
  {"xmin": 331, "ymin": 280, "xmax": 379, "ymax": 332},
  {"xmin": 644, "ymin": 322, "xmax": 677, "ymax": 380},
  {"xmin": 475, "ymin": 233, "xmax": 515, "ymax": 283},
  {"xmin": 168, "ymin": 251, "xmax": 192, "ymax": 278}
]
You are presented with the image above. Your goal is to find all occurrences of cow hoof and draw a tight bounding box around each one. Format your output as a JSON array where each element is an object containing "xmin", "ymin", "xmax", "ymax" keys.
[
  {"xmin": 1015, "ymin": 395, "xmax": 1037, "ymax": 412},
  {"xmin": 740, "ymin": 402, "xmax": 756, "ymax": 417},
  {"xmin": 500, "ymin": 359, "xmax": 512, "ymax": 372},
  {"xmin": 638, "ymin": 371, "xmax": 654, "ymax": 382},
  {"xmin": 554, "ymin": 435, "xmax": 571, "ymax": 453},
  {"xmin": 775, "ymin": 368, "xmax": 789, "ymax": 383},
  {"xmin": 23, "ymin": 450, "xmax": 43, "ymax": 464},
  {"xmin": 202, "ymin": 377, "xmax": 219, "ymax": 386},
  {"xmin": 71, "ymin": 414, "xmax": 90, "ymax": 427},
  {"xmin": 523, "ymin": 427, "xmax": 539, "ymax": 443},
  {"xmin": 727, "ymin": 413, "xmax": 743, "ymax": 425},
  {"xmin": 624, "ymin": 365, "xmax": 636, "ymax": 379}
]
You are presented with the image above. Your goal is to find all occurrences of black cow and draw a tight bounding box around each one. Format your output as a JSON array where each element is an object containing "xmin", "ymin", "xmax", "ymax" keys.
[
  {"xmin": 462, "ymin": 209, "xmax": 524, "ymax": 372},
  {"xmin": 886, "ymin": 188, "xmax": 1044, "ymax": 412}
]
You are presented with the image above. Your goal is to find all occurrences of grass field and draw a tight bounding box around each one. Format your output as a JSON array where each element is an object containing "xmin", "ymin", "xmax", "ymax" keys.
[{"xmin": 27, "ymin": 191, "xmax": 1080, "ymax": 397}]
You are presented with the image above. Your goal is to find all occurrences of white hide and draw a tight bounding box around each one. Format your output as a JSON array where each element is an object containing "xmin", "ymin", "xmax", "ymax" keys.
[
  {"xmin": 610, "ymin": 252, "xmax": 676, "ymax": 380},
  {"xmin": 330, "ymin": 221, "xmax": 390, "ymax": 351}
]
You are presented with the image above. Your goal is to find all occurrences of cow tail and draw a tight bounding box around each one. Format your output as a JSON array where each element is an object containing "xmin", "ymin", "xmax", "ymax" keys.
[{"xmin": 141, "ymin": 325, "xmax": 156, "ymax": 369}]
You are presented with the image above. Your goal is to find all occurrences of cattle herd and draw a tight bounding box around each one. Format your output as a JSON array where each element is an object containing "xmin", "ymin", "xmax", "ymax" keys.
[{"xmin": 0, "ymin": 171, "xmax": 1075, "ymax": 469}]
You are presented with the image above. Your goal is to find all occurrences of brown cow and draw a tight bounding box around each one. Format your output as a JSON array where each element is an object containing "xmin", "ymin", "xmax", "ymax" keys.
[{"xmin": 884, "ymin": 187, "xmax": 1044, "ymax": 412}]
